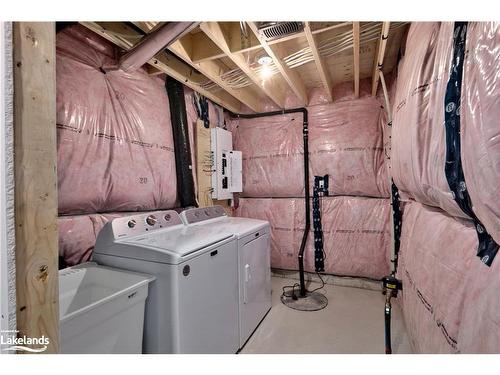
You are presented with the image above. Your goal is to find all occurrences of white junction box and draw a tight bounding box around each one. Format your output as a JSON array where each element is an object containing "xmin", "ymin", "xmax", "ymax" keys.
[
  {"xmin": 59, "ymin": 262, "xmax": 154, "ymax": 354},
  {"xmin": 211, "ymin": 128, "xmax": 243, "ymax": 199}
]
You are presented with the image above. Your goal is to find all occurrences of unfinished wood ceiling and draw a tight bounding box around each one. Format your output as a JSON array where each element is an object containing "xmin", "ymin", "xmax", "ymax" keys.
[{"xmin": 81, "ymin": 21, "xmax": 408, "ymax": 112}]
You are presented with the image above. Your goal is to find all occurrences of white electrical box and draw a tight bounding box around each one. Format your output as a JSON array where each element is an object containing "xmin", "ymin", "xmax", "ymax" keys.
[
  {"xmin": 211, "ymin": 128, "xmax": 242, "ymax": 200},
  {"xmin": 229, "ymin": 151, "xmax": 242, "ymax": 193}
]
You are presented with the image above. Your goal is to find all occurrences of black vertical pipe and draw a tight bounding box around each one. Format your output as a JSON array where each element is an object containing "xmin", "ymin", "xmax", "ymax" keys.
[
  {"xmin": 299, "ymin": 117, "xmax": 309, "ymax": 297},
  {"xmin": 385, "ymin": 297, "xmax": 392, "ymax": 354},
  {"xmin": 229, "ymin": 108, "xmax": 309, "ymax": 297},
  {"xmin": 165, "ymin": 77, "xmax": 197, "ymax": 208}
]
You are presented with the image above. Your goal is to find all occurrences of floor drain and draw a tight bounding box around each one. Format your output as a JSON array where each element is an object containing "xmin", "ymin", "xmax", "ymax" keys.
[{"xmin": 281, "ymin": 290, "xmax": 328, "ymax": 311}]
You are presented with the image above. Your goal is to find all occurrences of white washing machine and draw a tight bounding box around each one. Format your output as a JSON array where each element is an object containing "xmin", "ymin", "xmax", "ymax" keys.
[
  {"xmin": 180, "ymin": 206, "xmax": 272, "ymax": 348},
  {"xmin": 93, "ymin": 210, "xmax": 240, "ymax": 354}
]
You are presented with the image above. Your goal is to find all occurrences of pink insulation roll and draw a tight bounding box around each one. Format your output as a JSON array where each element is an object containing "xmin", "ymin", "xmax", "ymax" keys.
[
  {"xmin": 232, "ymin": 97, "xmax": 389, "ymax": 198},
  {"xmin": 233, "ymin": 113, "xmax": 304, "ymax": 197},
  {"xmin": 459, "ymin": 242, "xmax": 500, "ymax": 353},
  {"xmin": 398, "ymin": 202, "xmax": 500, "ymax": 353},
  {"xmin": 236, "ymin": 196, "xmax": 390, "ymax": 279},
  {"xmin": 461, "ymin": 22, "xmax": 500, "ymax": 244},
  {"xmin": 58, "ymin": 212, "xmax": 127, "ymax": 266},
  {"xmin": 309, "ymin": 97, "xmax": 389, "ymax": 197},
  {"xmin": 391, "ymin": 22, "xmax": 467, "ymax": 218},
  {"xmin": 56, "ymin": 25, "xmax": 177, "ymax": 214}
]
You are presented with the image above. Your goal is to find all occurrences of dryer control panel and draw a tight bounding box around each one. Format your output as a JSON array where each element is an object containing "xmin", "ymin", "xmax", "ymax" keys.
[{"xmin": 181, "ymin": 205, "xmax": 227, "ymax": 225}]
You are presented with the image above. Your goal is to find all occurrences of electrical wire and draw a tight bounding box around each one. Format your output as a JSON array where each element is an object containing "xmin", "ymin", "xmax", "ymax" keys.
[
  {"xmin": 307, "ymin": 271, "xmax": 326, "ymax": 294},
  {"xmin": 281, "ymin": 283, "xmax": 300, "ymax": 299}
]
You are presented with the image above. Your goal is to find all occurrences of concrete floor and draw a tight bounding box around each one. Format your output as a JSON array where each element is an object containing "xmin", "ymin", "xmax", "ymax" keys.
[{"xmin": 241, "ymin": 277, "xmax": 412, "ymax": 354}]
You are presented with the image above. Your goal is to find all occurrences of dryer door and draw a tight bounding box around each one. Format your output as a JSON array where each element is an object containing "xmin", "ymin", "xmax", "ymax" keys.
[{"xmin": 239, "ymin": 233, "xmax": 271, "ymax": 347}]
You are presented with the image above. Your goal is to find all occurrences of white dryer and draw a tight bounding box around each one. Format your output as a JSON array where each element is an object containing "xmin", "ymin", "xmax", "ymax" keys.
[
  {"xmin": 180, "ymin": 206, "xmax": 272, "ymax": 348},
  {"xmin": 93, "ymin": 210, "xmax": 239, "ymax": 354}
]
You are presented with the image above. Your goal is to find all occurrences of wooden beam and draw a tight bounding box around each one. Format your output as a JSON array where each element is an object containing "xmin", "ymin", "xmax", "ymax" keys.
[
  {"xmin": 353, "ymin": 22, "xmax": 360, "ymax": 98},
  {"xmin": 13, "ymin": 22, "xmax": 59, "ymax": 353},
  {"xmin": 191, "ymin": 31, "xmax": 226, "ymax": 63},
  {"xmin": 200, "ymin": 22, "xmax": 287, "ymax": 108},
  {"xmin": 303, "ymin": 22, "xmax": 333, "ymax": 102},
  {"xmin": 371, "ymin": 22, "xmax": 391, "ymax": 96},
  {"xmin": 147, "ymin": 65, "xmax": 164, "ymax": 75},
  {"xmin": 247, "ymin": 22, "xmax": 308, "ymax": 106},
  {"xmin": 311, "ymin": 22, "xmax": 353, "ymax": 35},
  {"xmin": 81, "ymin": 22, "xmax": 242, "ymax": 113},
  {"xmin": 170, "ymin": 39, "xmax": 262, "ymax": 112},
  {"xmin": 131, "ymin": 22, "xmax": 262, "ymax": 112},
  {"xmin": 193, "ymin": 22, "xmax": 354, "ymax": 63}
]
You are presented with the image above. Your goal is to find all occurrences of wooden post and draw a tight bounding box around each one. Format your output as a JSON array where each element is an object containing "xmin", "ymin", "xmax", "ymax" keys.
[
  {"xmin": 352, "ymin": 22, "xmax": 360, "ymax": 98},
  {"xmin": 13, "ymin": 22, "xmax": 59, "ymax": 354}
]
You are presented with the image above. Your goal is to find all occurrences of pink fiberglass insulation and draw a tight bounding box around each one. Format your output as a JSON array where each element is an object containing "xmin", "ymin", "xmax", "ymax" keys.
[
  {"xmin": 233, "ymin": 113, "xmax": 304, "ymax": 197},
  {"xmin": 58, "ymin": 212, "xmax": 129, "ymax": 266},
  {"xmin": 232, "ymin": 96, "xmax": 389, "ymax": 198},
  {"xmin": 458, "ymin": 238, "xmax": 500, "ymax": 353},
  {"xmin": 309, "ymin": 97, "xmax": 389, "ymax": 197},
  {"xmin": 56, "ymin": 25, "xmax": 177, "ymax": 214},
  {"xmin": 391, "ymin": 22, "xmax": 467, "ymax": 218},
  {"xmin": 249, "ymin": 76, "xmax": 391, "ymax": 112},
  {"xmin": 461, "ymin": 22, "xmax": 500, "ymax": 244},
  {"xmin": 398, "ymin": 202, "xmax": 500, "ymax": 353},
  {"xmin": 236, "ymin": 196, "xmax": 390, "ymax": 279}
]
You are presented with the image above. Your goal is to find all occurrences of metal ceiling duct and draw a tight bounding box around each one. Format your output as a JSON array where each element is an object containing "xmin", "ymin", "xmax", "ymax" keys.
[
  {"xmin": 107, "ymin": 22, "xmax": 199, "ymax": 72},
  {"xmin": 256, "ymin": 22, "xmax": 304, "ymax": 41}
]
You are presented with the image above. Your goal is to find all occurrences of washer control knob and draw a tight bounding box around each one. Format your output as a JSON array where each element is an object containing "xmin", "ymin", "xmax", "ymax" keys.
[
  {"xmin": 127, "ymin": 219, "xmax": 137, "ymax": 228},
  {"xmin": 204, "ymin": 209, "xmax": 210, "ymax": 216},
  {"xmin": 146, "ymin": 215, "xmax": 157, "ymax": 226},
  {"xmin": 164, "ymin": 213, "xmax": 171, "ymax": 222}
]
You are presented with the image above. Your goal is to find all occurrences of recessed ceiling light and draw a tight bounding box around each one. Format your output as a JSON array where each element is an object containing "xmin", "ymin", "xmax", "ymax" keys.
[{"xmin": 257, "ymin": 55, "xmax": 273, "ymax": 65}]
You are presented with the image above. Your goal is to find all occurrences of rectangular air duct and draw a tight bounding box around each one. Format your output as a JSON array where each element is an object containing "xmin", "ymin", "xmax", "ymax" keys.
[{"xmin": 257, "ymin": 22, "xmax": 304, "ymax": 41}]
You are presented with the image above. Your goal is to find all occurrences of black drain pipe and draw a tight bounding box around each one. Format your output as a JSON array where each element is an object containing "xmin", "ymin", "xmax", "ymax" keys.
[
  {"xmin": 166, "ymin": 77, "xmax": 197, "ymax": 208},
  {"xmin": 229, "ymin": 108, "xmax": 309, "ymax": 297}
]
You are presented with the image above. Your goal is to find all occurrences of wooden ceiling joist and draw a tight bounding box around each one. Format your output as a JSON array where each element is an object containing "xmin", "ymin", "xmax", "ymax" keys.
[
  {"xmin": 80, "ymin": 21, "xmax": 407, "ymax": 111},
  {"xmin": 371, "ymin": 22, "xmax": 391, "ymax": 96},
  {"xmin": 132, "ymin": 22, "xmax": 262, "ymax": 112},
  {"xmin": 304, "ymin": 22, "xmax": 333, "ymax": 102},
  {"xmin": 172, "ymin": 40, "xmax": 262, "ymax": 112},
  {"xmin": 200, "ymin": 22, "xmax": 287, "ymax": 109},
  {"xmin": 80, "ymin": 22, "xmax": 242, "ymax": 113},
  {"xmin": 247, "ymin": 22, "xmax": 308, "ymax": 107},
  {"xmin": 192, "ymin": 22, "xmax": 353, "ymax": 64},
  {"xmin": 352, "ymin": 22, "xmax": 360, "ymax": 98},
  {"xmin": 147, "ymin": 65, "xmax": 164, "ymax": 75}
]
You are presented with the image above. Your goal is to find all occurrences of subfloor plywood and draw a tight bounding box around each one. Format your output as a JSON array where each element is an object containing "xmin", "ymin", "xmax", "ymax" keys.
[{"xmin": 240, "ymin": 276, "xmax": 412, "ymax": 354}]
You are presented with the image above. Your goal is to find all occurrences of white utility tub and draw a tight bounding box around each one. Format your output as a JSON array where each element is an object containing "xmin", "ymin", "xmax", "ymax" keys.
[{"xmin": 59, "ymin": 262, "xmax": 154, "ymax": 354}]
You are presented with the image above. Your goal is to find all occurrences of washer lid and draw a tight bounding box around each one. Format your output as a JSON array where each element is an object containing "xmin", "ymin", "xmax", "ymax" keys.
[
  {"xmin": 116, "ymin": 224, "xmax": 234, "ymax": 263},
  {"xmin": 183, "ymin": 215, "xmax": 269, "ymax": 238}
]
